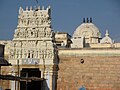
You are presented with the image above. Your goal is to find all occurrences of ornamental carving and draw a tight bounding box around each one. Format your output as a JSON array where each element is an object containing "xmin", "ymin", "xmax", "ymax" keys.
[{"xmin": 10, "ymin": 6, "xmax": 58, "ymax": 66}]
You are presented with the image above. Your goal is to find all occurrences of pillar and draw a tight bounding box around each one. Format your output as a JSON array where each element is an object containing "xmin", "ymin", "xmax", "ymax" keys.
[{"xmin": 49, "ymin": 71, "xmax": 57, "ymax": 90}]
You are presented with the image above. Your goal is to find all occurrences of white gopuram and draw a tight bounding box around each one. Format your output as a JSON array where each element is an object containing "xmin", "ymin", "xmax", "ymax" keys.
[{"xmin": 9, "ymin": 6, "xmax": 58, "ymax": 90}]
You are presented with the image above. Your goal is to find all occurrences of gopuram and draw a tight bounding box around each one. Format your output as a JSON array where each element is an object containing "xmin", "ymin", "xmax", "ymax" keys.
[{"xmin": 8, "ymin": 6, "xmax": 58, "ymax": 90}]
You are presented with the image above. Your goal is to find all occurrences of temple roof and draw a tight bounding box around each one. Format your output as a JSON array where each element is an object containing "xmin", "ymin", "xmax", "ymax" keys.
[
  {"xmin": 73, "ymin": 22, "xmax": 101, "ymax": 38},
  {"xmin": 100, "ymin": 30, "xmax": 113, "ymax": 44}
]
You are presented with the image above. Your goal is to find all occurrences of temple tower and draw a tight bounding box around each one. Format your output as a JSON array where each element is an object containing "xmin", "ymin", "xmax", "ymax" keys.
[{"xmin": 9, "ymin": 6, "xmax": 58, "ymax": 90}]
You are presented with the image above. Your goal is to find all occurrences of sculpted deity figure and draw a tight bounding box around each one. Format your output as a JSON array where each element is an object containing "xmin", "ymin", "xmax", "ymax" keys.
[
  {"xmin": 47, "ymin": 50, "xmax": 53, "ymax": 59},
  {"xmin": 24, "ymin": 50, "xmax": 27, "ymax": 58},
  {"xmin": 9, "ymin": 49, "xmax": 14, "ymax": 59},
  {"xmin": 18, "ymin": 18, "xmax": 22, "ymax": 26},
  {"xmin": 31, "ymin": 19, "xmax": 36, "ymax": 25},
  {"xmin": 14, "ymin": 31, "xmax": 18, "ymax": 38}
]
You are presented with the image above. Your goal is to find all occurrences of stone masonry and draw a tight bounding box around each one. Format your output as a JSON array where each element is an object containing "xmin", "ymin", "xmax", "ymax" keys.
[{"xmin": 57, "ymin": 49, "xmax": 120, "ymax": 90}]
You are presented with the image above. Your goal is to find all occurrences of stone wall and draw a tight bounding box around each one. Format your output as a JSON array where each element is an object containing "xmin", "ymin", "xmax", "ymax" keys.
[
  {"xmin": 1, "ymin": 66, "xmax": 11, "ymax": 90},
  {"xmin": 57, "ymin": 49, "xmax": 120, "ymax": 90}
]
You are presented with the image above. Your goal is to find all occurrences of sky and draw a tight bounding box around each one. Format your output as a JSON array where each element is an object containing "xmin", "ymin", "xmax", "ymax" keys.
[{"xmin": 0, "ymin": 0, "xmax": 120, "ymax": 42}]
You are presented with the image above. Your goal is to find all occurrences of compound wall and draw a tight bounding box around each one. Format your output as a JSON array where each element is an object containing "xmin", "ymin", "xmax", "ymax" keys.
[{"xmin": 57, "ymin": 49, "xmax": 120, "ymax": 90}]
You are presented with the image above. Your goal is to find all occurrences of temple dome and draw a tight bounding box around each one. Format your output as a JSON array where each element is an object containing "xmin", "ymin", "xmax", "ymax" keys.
[
  {"xmin": 73, "ymin": 23, "xmax": 101, "ymax": 38},
  {"xmin": 71, "ymin": 18, "xmax": 102, "ymax": 47}
]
